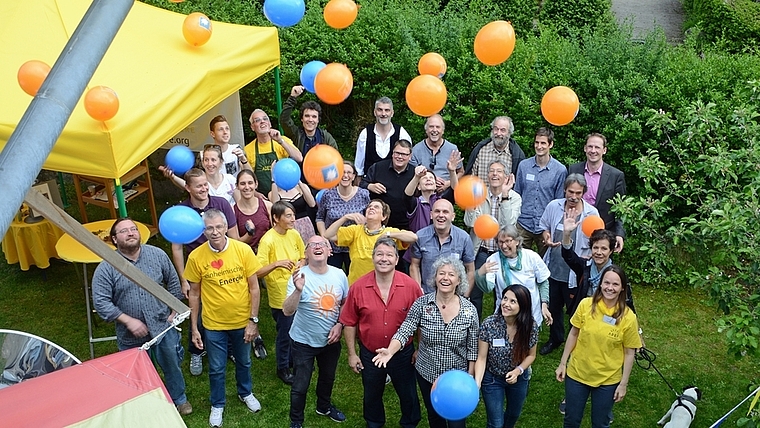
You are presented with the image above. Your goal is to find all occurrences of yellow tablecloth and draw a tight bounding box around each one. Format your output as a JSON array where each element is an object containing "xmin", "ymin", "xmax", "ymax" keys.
[
  {"xmin": 2, "ymin": 218, "xmax": 65, "ymax": 270},
  {"xmin": 55, "ymin": 220, "xmax": 151, "ymax": 264}
]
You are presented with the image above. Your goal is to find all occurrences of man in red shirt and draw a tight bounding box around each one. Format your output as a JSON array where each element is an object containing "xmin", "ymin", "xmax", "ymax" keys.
[{"xmin": 340, "ymin": 237, "xmax": 422, "ymax": 428}]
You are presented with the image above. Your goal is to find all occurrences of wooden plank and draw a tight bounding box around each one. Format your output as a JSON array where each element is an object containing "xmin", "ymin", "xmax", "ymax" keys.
[{"xmin": 24, "ymin": 189, "xmax": 189, "ymax": 314}]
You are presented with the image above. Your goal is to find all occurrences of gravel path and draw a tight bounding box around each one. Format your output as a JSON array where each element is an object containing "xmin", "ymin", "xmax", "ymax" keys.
[{"xmin": 611, "ymin": 0, "xmax": 685, "ymax": 42}]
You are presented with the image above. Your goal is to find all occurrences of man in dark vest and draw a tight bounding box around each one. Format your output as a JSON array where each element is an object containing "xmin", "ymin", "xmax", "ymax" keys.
[{"xmin": 354, "ymin": 97, "xmax": 411, "ymax": 178}]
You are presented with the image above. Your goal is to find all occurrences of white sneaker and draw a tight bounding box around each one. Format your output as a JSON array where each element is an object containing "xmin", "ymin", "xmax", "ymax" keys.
[
  {"xmin": 190, "ymin": 353, "xmax": 203, "ymax": 376},
  {"xmin": 209, "ymin": 406, "xmax": 224, "ymax": 427},
  {"xmin": 239, "ymin": 393, "xmax": 262, "ymax": 413}
]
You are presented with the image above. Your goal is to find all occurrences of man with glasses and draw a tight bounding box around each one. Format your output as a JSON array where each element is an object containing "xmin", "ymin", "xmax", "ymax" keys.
[
  {"xmin": 355, "ymin": 97, "xmax": 412, "ymax": 178},
  {"xmin": 243, "ymin": 109, "xmax": 303, "ymax": 196},
  {"xmin": 92, "ymin": 218, "xmax": 192, "ymax": 417},
  {"xmin": 465, "ymin": 115, "xmax": 526, "ymax": 181},
  {"xmin": 410, "ymin": 114, "xmax": 463, "ymax": 197},
  {"xmin": 361, "ymin": 140, "xmax": 417, "ymax": 233},
  {"xmin": 283, "ymin": 235, "xmax": 349, "ymax": 428},
  {"xmin": 463, "ymin": 160, "xmax": 522, "ymax": 319},
  {"xmin": 185, "ymin": 209, "xmax": 264, "ymax": 427}
]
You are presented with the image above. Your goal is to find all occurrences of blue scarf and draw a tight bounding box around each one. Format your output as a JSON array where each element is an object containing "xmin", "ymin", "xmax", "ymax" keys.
[{"xmin": 499, "ymin": 249, "xmax": 523, "ymax": 287}]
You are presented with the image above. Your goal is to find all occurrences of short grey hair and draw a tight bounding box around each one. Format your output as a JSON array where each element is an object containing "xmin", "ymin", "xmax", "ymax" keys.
[
  {"xmin": 490, "ymin": 115, "xmax": 514, "ymax": 136},
  {"xmin": 564, "ymin": 173, "xmax": 588, "ymax": 193},
  {"xmin": 429, "ymin": 256, "xmax": 469, "ymax": 295},
  {"xmin": 375, "ymin": 96, "xmax": 394, "ymax": 110},
  {"xmin": 373, "ymin": 237, "xmax": 398, "ymax": 256},
  {"xmin": 203, "ymin": 208, "xmax": 228, "ymax": 228},
  {"xmin": 497, "ymin": 224, "xmax": 523, "ymax": 248}
]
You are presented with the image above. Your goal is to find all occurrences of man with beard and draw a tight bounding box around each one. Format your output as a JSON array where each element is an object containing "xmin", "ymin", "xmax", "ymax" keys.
[
  {"xmin": 355, "ymin": 97, "xmax": 412, "ymax": 177},
  {"xmin": 410, "ymin": 114, "xmax": 463, "ymax": 195},
  {"xmin": 244, "ymin": 108, "xmax": 303, "ymax": 196},
  {"xmin": 538, "ymin": 174, "xmax": 600, "ymax": 355},
  {"xmin": 280, "ymin": 85, "xmax": 339, "ymax": 157},
  {"xmin": 92, "ymin": 218, "xmax": 192, "ymax": 416},
  {"xmin": 410, "ymin": 199, "xmax": 475, "ymax": 294},
  {"xmin": 466, "ymin": 115, "xmax": 526, "ymax": 180},
  {"xmin": 463, "ymin": 160, "xmax": 522, "ymax": 319}
]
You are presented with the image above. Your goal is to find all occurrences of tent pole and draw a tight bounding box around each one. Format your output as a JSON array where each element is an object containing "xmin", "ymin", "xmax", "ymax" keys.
[
  {"xmin": 274, "ymin": 66, "xmax": 283, "ymax": 133},
  {"xmin": 57, "ymin": 172, "xmax": 69, "ymax": 208},
  {"xmin": 0, "ymin": 0, "xmax": 133, "ymax": 239},
  {"xmin": 113, "ymin": 178, "xmax": 128, "ymax": 217}
]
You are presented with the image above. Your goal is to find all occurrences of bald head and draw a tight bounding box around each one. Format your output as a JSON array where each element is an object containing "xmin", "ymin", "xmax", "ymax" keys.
[{"xmin": 431, "ymin": 198, "xmax": 455, "ymax": 233}]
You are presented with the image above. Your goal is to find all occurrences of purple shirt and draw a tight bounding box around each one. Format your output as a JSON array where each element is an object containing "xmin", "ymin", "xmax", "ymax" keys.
[
  {"xmin": 583, "ymin": 162, "xmax": 603, "ymax": 206},
  {"xmin": 316, "ymin": 187, "xmax": 370, "ymax": 253},
  {"xmin": 179, "ymin": 195, "xmax": 237, "ymax": 252}
]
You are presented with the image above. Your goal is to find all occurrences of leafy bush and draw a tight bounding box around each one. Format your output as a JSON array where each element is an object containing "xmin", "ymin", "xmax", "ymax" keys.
[{"xmin": 683, "ymin": 0, "xmax": 760, "ymax": 53}]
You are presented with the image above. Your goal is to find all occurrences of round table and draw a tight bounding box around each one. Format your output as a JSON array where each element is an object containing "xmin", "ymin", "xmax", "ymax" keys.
[
  {"xmin": 2, "ymin": 218, "xmax": 64, "ymax": 270},
  {"xmin": 55, "ymin": 219, "xmax": 150, "ymax": 264}
]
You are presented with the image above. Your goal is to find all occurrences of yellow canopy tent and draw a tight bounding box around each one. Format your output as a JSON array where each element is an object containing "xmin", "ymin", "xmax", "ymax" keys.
[{"xmin": 0, "ymin": 0, "xmax": 280, "ymax": 179}]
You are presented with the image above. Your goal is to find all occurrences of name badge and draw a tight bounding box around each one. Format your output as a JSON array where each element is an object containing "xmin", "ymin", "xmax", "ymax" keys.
[
  {"xmin": 526, "ymin": 174, "xmax": 535, "ymax": 181},
  {"xmin": 493, "ymin": 338, "xmax": 506, "ymax": 347},
  {"xmin": 449, "ymin": 253, "xmax": 460, "ymax": 260},
  {"xmin": 602, "ymin": 315, "xmax": 616, "ymax": 326}
]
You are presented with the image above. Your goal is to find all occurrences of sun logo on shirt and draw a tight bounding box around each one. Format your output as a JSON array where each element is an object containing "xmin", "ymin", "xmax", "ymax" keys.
[{"xmin": 310, "ymin": 284, "xmax": 339, "ymax": 318}]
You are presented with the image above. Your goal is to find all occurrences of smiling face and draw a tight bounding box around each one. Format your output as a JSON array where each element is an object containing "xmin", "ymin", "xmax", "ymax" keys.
[
  {"xmin": 112, "ymin": 219, "xmax": 141, "ymax": 252},
  {"xmin": 430, "ymin": 199, "xmax": 454, "ymax": 233},
  {"xmin": 306, "ymin": 236, "xmax": 331, "ymax": 263},
  {"xmin": 372, "ymin": 242, "xmax": 398, "ymax": 274},
  {"xmin": 565, "ymin": 182, "xmax": 585, "ymax": 209},
  {"xmin": 274, "ymin": 208, "xmax": 296, "ymax": 230},
  {"xmin": 600, "ymin": 270, "xmax": 623, "ymax": 304},
  {"xmin": 374, "ymin": 102, "xmax": 393, "ymax": 125},
  {"xmin": 210, "ymin": 121, "xmax": 231, "ymax": 145},
  {"xmin": 185, "ymin": 175, "xmax": 209, "ymax": 203},
  {"xmin": 391, "ymin": 145, "xmax": 411, "ymax": 171},
  {"xmin": 584, "ymin": 135, "xmax": 607, "ymax": 164},
  {"xmin": 250, "ymin": 110, "xmax": 271, "ymax": 137},
  {"xmin": 591, "ymin": 237, "xmax": 613, "ymax": 268},
  {"xmin": 534, "ymin": 135, "xmax": 553, "ymax": 157},
  {"xmin": 425, "ymin": 116, "xmax": 444, "ymax": 144},
  {"xmin": 203, "ymin": 214, "xmax": 228, "ymax": 249},
  {"xmin": 340, "ymin": 163, "xmax": 356, "ymax": 187},
  {"xmin": 202, "ymin": 149, "xmax": 222, "ymax": 175},
  {"xmin": 488, "ymin": 162, "xmax": 507, "ymax": 190},
  {"xmin": 365, "ymin": 201, "xmax": 387, "ymax": 224},
  {"xmin": 491, "ymin": 118, "xmax": 511, "ymax": 148},
  {"xmin": 418, "ymin": 170, "xmax": 436, "ymax": 192},
  {"xmin": 301, "ymin": 108, "xmax": 319, "ymax": 134},
  {"xmin": 237, "ymin": 172, "xmax": 257, "ymax": 200},
  {"xmin": 435, "ymin": 263, "xmax": 460, "ymax": 293},
  {"xmin": 497, "ymin": 233, "xmax": 519, "ymax": 258},
  {"xmin": 500, "ymin": 289, "xmax": 521, "ymax": 318}
]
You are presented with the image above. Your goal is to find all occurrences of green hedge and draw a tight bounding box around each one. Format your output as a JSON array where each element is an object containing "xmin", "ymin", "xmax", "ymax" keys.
[{"xmin": 683, "ymin": 0, "xmax": 760, "ymax": 52}]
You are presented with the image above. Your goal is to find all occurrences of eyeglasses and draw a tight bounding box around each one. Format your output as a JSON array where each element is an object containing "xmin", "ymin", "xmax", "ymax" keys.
[
  {"xmin": 251, "ymin": 116, "xmax": 270, "ymax": 124},
  {"xmin": 497, "ymin": 238, "xmax": 516, "ymax": 246},
  {"xmin": 115, "ymin": 226, "xmax": 138, "ymax": 235},
  {"xmin": 307, "ymin": 242, "xmax": 330, "ymax": 249},
  {"xmin": 392, "ymin": 151, "xmax": 411, "ymax": 157},
  {"xmin": 204, "ymin": 225, "xmax": 227, "ymax": 233}
]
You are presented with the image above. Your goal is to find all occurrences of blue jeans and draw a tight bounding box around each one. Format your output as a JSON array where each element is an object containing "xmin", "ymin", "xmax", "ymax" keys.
[
  {"xmin": 205, "ymin": 328, "xmax": 252, "ymax": 408},
  {"xmin": 120, "ymin": 327, "xmax": 188, "ymax": 406},
  {"xmin": 271, "ymin": 308, "xmax": 294, "ymax": 370},
  {"xmin": 360, "ymin": 344, "xmax": 421, "ymax": 428},
  {"xmin": 481, "ymin": 368, "xmax": 531, "ymax": 428},
  {"xmin": 563, "ymin": 375, "xmax": 617, "ymax": 428},
  {"xmin": 290, "ymin": 340, "xmax": 341, "ymax": 424},
  {"xmin": 417, "ymin": 371, "xmax": 467, "ymax": 428}
]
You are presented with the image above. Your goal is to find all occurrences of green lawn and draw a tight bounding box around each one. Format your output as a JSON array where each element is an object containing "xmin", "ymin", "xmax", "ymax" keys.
[{"xmin": 1, "ymin": 250, "xmax": 758, "ymax": 427}]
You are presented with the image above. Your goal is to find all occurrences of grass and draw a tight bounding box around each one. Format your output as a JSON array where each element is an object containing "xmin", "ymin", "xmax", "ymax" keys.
[{"xmin": 2, "ymin": 179, "xmax": 759, "ymax": 427}]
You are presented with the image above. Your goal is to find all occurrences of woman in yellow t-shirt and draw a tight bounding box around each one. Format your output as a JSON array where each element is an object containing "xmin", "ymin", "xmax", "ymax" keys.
[
  {"xmin": 555, "ymin": 265, "xmax": 641, "ymax": 428},
  {"xmin": 257, "ymin": 200, "xmax": 305, "ymax": 385}
]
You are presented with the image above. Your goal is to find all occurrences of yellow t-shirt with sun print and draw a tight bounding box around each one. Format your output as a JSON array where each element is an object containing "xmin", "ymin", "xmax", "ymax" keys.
[{"xmin": 286, "ymin": 265, "xmax": 349, "ymax": 347}]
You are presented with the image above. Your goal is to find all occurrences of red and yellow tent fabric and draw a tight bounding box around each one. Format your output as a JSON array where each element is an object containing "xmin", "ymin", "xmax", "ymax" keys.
[
  {"xmin": 0, "ymin": 0, "xmax": 280, "ymax": 178},
  {"xmin": 0, "ymin": 348, "xmax": 185, "ymax": 427}
]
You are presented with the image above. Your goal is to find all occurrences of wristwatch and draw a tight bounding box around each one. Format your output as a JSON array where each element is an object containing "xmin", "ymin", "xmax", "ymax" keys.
[{"xmin": 249, "ymin": 316, "xmax": 259, "ymax": 323}]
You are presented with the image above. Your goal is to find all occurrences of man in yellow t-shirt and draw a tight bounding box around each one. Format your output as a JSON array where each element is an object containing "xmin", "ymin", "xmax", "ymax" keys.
[
  {"xmin": 256, "ymin": 200, "xmax": 306, "ymax": 384},
  {"xmin": 244, "ymin": 109, "xmax": 303, "ymax": 196},
  {"xmin": 185, "ymin": 209, "xmax": 263, "ymax": 427}
]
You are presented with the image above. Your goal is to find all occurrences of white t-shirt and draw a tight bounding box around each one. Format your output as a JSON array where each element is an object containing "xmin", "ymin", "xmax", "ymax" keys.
[
  {"xmin": 486, "ymin": 248, "xmax": 550, "ymax": 324},
  {"xmin": 208, "ymin": 174, "xmax": 237, "ymax": 207}
]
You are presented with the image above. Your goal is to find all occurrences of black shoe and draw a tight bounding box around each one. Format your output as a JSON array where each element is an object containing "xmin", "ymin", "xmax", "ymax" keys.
[
  {"xmin": 540, "ymin": 341, "xmax": 562, "ymax": 355},
  {"xmin": 277, "ymin": 368, "xmax": 294, "ymax": 385}
]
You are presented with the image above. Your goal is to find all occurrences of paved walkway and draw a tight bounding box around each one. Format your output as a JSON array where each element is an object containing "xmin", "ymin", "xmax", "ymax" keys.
[{"xmin": 611, "ymin": 0, "xmax": 685, "ymax": 42}]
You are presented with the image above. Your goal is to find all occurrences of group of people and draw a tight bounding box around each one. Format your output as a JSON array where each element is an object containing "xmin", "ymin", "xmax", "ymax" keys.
[{"xmin": 90, "ymin": 88, "xmax": 642, "ymax": 428}]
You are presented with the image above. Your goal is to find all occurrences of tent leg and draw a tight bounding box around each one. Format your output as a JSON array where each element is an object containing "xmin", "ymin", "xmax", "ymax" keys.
[
  {"xmin": 82, "ymin": 263, "xmax": 95, "ymax": 360},
  {"xmin": 57, "ymin": 172, "xmax": 69, "ymax": 208},
  {"xmin": 113, "ymin": 178, "xmax": 127, "ymax": 217}
]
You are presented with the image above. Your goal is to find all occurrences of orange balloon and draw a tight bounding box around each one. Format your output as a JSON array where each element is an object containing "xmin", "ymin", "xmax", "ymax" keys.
[
  {"xmin": 84, "ymin": 86, "xmax": 119, "ymax": 121},
  {"xmin": 314, "ymin": 63, "xmax": 354, "ymax": 105},
  {"xmin": 17, "ymin": 60, "xmax": 51, "ymax": 96},
  {"xmin": 454, "ymin": 175, "xmax": 487, "ymax": 210},
  {"xmin": 541, "ymin": 86, "xmax": 580, "ymax": 126},
  {"xmin": 418, "ymin": 52, "xmax": 447, "ymax": 78},
  {"xmin": 405, "ymin": 75, "xmax": 447, "ymax": 117},
  {"xmin": 324, "ymin": 0, "xmax": 358, "ymax": 29},
  {"xmin": 183, "ymin": 12, "xmax": 212, "ymax": 47},
  {"xmin": 474, "ymin": 21, "xmax": 516, "ymax": 66},
  {"xmin": 303, "ymin": 145, "xmax": 345, "ymax": 189},
  {"xmin": 474, "ymin": 215, "xmax": 499, "ymax": 240},
  {"xmin": 581, "ymin": 215, "xmax": 605, "ymax": 237}
]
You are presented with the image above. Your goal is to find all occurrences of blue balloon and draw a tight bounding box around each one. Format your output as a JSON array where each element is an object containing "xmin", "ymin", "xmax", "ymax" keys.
[
  {"xmin": 315, "ymin": 189, "xmax": 326, "ymax": 204},
  {"xmin": 300, "ymin": 61, "xmax": 326, "ymax": 93},
  {"xmin": 159, "ymin": 205, "xmax": 204, "ymax": 244},
  {"xmin": 273, "ymin": 158, "xmax": 301, "ymax": 191},
  {"xmin": 165, "ymin": 145, "xmax": 195, "ymax": 176},
  {"xmin": 263, "ymin": 0, "xmax": 305, "ymax": 27},
  {"xmin": 431, "ymin": 370, "xmax": 479, "ymax": 421}
]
